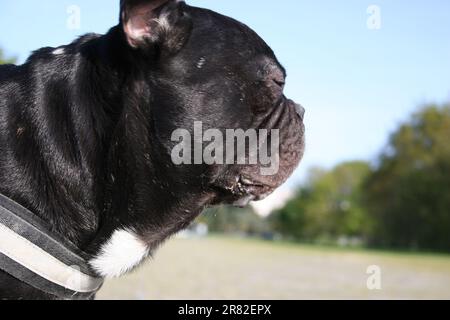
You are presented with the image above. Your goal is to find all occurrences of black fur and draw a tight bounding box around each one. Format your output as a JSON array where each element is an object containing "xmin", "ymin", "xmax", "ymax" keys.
[{"xmin": 0, "ymin": 1, "xmax": 304, "ymax": 299}]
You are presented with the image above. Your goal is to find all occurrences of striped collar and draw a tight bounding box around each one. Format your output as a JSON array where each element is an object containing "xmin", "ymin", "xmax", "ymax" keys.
[{"xmin": 0, "ymin": 193, "xmax": 104, "ymax": 300}]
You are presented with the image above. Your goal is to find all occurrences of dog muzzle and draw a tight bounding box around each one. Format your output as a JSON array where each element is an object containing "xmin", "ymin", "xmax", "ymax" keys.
[{"xmin": 0, "ymin": 193, "xmax": 104, "ymax": 300}]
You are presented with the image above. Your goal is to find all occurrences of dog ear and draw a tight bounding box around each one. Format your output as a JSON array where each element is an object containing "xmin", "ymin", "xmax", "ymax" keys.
[{"xmin": 120, "ymin": 0, "xmax": 191, "ymax": 51}]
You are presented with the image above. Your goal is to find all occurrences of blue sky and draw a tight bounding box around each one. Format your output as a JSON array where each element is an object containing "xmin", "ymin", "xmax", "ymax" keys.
[{"xmin": 1, "ymin": 0, "xmax": 450, "ymax": 191}]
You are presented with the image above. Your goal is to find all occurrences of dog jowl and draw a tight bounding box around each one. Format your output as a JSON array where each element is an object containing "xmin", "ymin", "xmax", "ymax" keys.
[{"xmin": 0, "ymin": 0, "xmax": 305, "ymax": 299}]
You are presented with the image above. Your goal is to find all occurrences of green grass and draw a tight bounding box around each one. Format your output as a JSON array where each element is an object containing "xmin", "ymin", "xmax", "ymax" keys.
[{"xmin": 98, "ymin": 236, "xmax": 450, "ymax": 300}]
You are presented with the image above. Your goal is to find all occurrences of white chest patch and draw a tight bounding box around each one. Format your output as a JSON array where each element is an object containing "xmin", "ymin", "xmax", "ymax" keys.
[{"xmin": 90, "ymin": 229, "xmax": 149, "ymax": 278}]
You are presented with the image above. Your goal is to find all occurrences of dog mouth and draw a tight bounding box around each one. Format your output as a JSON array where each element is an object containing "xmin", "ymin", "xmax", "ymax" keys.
[{"xmin": 213, "ymin": 175, "xmax": 275, "ymax": 208}]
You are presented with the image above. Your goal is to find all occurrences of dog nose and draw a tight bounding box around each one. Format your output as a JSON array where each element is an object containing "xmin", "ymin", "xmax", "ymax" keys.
[{"xmin": 295, "ymin": 103, "xmax": 305, "ymax": 119}]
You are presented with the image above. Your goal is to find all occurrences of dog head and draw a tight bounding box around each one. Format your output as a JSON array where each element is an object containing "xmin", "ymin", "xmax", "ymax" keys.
[{"xmin": 119, "ymin": 0, "xmax": 305, "ymax": 207}]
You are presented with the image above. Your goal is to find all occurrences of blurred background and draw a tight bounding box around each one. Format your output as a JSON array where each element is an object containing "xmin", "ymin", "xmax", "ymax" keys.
[{"xmin": 1, "ymin": 0, "xmax": 449, "ymax": 299}]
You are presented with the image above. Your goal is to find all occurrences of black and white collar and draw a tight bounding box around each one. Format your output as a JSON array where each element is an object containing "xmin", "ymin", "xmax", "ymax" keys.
[{"xmin": 0, "ymin": 193, "xmax": 104, "ymax": 300}]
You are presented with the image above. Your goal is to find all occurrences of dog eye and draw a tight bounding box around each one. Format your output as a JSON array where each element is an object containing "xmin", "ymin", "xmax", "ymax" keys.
[
  {"xmin": 267, "ymin": 78, "xmax": 285, "ymax": 98},
  {"xmin": 273, "ymin": 79, "xmax": 285, "ymax": 89}
]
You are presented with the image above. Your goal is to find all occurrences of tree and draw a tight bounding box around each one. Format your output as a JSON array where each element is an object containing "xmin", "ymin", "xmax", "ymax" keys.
[
  {"xmin": 365, "ymin": 104, "xmax": 450, "ymax": 251},
  {"xmin": 271, "ymin": 161, "xmax": 372, "ymax": 243},
  {"xmin": 0, "ymin": 48, "xmax": 16, "ymax": 65}
]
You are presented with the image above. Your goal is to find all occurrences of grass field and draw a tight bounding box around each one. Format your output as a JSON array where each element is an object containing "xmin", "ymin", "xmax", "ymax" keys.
[{"xmin": 97, "ymin": 236, "xmax": 450, "ymax": 300}]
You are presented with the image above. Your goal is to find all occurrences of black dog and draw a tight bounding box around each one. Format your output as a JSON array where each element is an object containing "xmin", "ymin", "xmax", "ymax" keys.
[{"xmin": 0, "ymin": 0, "xmax": 304, "ymax": 300}]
